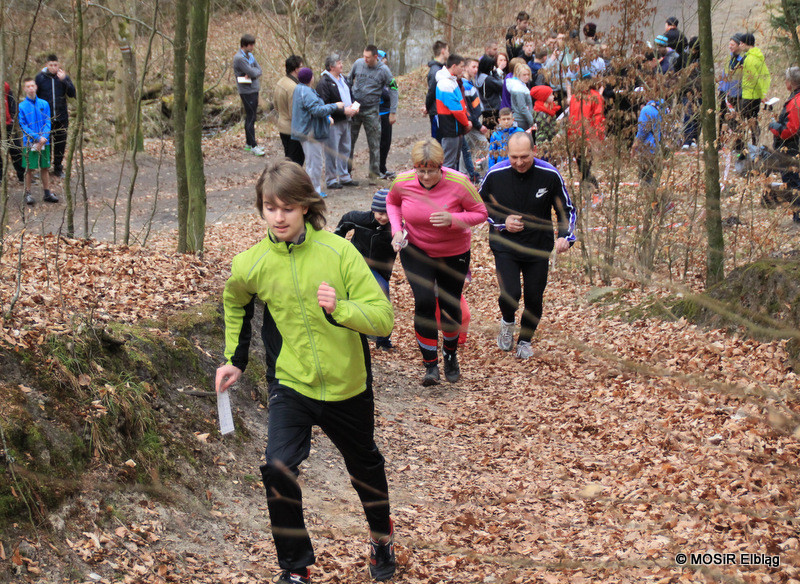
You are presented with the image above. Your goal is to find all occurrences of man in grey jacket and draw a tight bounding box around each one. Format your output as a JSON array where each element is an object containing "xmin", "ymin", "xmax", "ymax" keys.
[
  {"xmin": 232, "ymin": 34, "xmax": 264, "ymax": 156},
  {"xmin": 348, "ymin": 45, "xmax": 398, "ymax": 185}
]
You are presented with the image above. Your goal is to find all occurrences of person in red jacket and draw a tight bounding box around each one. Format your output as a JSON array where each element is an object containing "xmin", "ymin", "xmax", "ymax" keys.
[
  {"xmin": 567, "ymin": 77, "xmax": 605, "ymax": 187},
  {"xmin": 768, "ymin": 66, "xmax": 800, "ymax": 223},
  {"xmin": 2, "ymin": 82, "xmax": 25, "ymax": 183}
]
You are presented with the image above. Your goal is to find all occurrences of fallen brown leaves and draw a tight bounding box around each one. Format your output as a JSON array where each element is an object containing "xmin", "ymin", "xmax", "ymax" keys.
[
  {"xmin": 2, "ymin": 202, "xmax": 799, "ymax": 583},
  {"xmin": 0, "ymin": 221, "xmax": 265, "ymax": 350}
]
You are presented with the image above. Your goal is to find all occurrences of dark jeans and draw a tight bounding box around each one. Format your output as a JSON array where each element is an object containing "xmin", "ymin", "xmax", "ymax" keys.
[
  {"xmin": 372, "ymin": 270, "xmax": 391, "ymax": 344},
  {"xmin": 683, "ymin": 96, "xmax": 700, "ymax": 145},
  {"xmin": 735, "ymin": 98, "xmax": 761, "ymax": 153},
  {"xmin": 260, "ymin": 384, "xmax": 390, "ymax": 572},
  {"xmin": 379, "ymin": 113, "xmax": 392, "ymax": 174},
  {"xmin": 1, "ymin": 124, "xmax": 25, "ymax": 181},
  {"xmin": 429, "ymin": 114, "xmax": 441, "ymax": 143},
  {"xmin": 399, "ymin": 244, "xmax": 470, "ymax": 362},
  {"xmin": 493, "ymin": 252, "xmax": 550, "ymax": 342},
  {"xmin": 280, "ymin": 132, "xmax": 305, "ymax": 166},
  {"xmin": 240, "ymin": 92, "xmax": 259, "ymax": 148},
  {"xmin": 460, "ymin": 138, "xmax": 476, "ymax": 179},
  {"xmin": 719, "ymin": 93, "xmax": 739, "ymax": 137},
  {"xmin": 51, "ymin": 119, "xmax": 68, "ymax": 174}
]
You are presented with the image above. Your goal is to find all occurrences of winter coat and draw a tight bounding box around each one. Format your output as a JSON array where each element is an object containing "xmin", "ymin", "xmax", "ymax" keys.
[
  {"xmin": 274, "ymin": 75, "xmax": 298, "ymax": 135},
  {"xmin": 487, "ymin": 125, "xmax": 523, "ymax": 168},
  {"xmin": 291, "ymin": 83, "xmax": 338, "ymax": 142},
  {"xmin": 568, "ymin": 89, "xmax": 605, "ymax": 143},
  {"xmin": 222, "ymin": 225, "xmax": 393, "ymax": 402},
  {"xmin": 771, "ymin": 88, "xmax": 800, "ymax": 155},
  {"xmin": 232, "ymin": 49, "xmax": 262, "ymax": 94},
  {"xmin": 316, "ymin": 71, "xmax": 351, "ymax": 123},
  {"xmin": 741, "ymin": 47, "xmax": 771, "ymax": 100},
  {"xmin": 18, "ymin": 95, "xmax": 50, "ymax": 147},
  {"xmin": 34, "ymin": 69, "xmax": 75, "ymax": 124},
  {"xmin": 434, "ymin": 68, "xmax": 470, "ymax": 137},
  {"xmin": 334, "ymin": 210, "xmax": 396, "ymax": 281},
  {"xmin": 507, "ymin": 77, "xmax": 533, "ymax": 130}
]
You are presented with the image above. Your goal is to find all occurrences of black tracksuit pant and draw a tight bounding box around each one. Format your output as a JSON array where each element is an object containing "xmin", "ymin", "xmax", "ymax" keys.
[
  {"xmin": 493, "ymin": 251, "xmax": 550, "ymax": 342},
  {"xmin": 240, "ymin": 92, "xmax": 259, "ymax": 148},
  {"xmin": 260, "ymin": 384, "xmax": 391, "ymax": 572}
]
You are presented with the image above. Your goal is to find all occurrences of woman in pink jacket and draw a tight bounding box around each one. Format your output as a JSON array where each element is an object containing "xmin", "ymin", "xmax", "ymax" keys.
[{"xmin": 387, "ymin": 138, "xmax": 487, "ymax": 386}]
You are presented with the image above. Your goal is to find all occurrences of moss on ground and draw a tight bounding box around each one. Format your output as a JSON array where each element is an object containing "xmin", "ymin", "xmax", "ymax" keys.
[{"xmin": 0, "ymin": 301, "xmax": 258, "ymax": 531}]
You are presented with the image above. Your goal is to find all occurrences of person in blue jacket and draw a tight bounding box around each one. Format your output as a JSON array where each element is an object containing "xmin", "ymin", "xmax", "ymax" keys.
[
  {"xmin": 19, "ymin": 78, "xmax": 57, "ymax": 206},
  {"xmin": 631, "ymin": 99, "xmax": 664, "ymax": 185},
  {"xmin": 292, "ymin": 67, "xmax": 353, "ymax": 197}
]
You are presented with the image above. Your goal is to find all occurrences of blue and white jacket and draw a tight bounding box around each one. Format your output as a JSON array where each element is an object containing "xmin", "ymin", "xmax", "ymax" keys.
[{"xmin": 18, "ymin": 95, "xmax": 50, "ymax": 147}]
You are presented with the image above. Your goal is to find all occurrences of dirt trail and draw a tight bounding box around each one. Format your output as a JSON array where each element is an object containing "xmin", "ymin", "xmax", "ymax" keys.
[{"xmin": 8, "ymin": 104, "xmax": 430, "ymax": 244}]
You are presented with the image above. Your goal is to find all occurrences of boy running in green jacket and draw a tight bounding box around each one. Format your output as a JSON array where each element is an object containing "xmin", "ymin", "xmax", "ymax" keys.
[{"xmin": 215, "ymin": 160, "xmax": 396, "ymax": 583}]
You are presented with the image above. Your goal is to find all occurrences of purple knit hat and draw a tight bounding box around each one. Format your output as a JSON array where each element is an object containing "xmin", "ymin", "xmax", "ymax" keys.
[{"xmin": 297, "ymin": 67, "xmax": 313, "ymax": 84}]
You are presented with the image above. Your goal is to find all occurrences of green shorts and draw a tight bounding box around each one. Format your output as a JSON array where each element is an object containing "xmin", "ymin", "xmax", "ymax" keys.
[{"xmin": 22, "ymin": 145, "xmax": 51, "ymax": 170}]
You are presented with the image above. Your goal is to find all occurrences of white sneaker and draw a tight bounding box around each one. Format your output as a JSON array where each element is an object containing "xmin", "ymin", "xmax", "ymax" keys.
[
  {"xmin": 516, "ymin": 340, "xmax": 533, "ymax": 359},
  {"xmin": 497, "ymin": 320, "xmax": 514, "ymax": 351},
  {"xmin": 251, "ymin": 145, "xmax": 265, "ymax": 156}
]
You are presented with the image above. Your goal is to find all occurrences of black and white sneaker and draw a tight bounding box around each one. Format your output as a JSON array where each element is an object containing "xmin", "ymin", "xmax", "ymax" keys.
[
  {"xmin": 369, "ymin": 520, "xmax": 396, "ymax": 581},
  {"xmin": 275, "ymin": 569, "xmax": 310, "ymax": 584},
  {"xmin": 443, "ymin": 351, "xmax": 460, "ymax": 383},
  {"xmin": 421, "ymin": 363, "xmax": 440, "ymax": 386}
]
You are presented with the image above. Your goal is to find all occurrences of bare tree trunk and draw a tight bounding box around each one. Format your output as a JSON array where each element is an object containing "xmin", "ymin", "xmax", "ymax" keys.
[
  {"xmin": 698, "ymin": 0, "xmax": 725, "ymax": 285},
  {"xmin": 398, "ymin": 5, "xmax": 415, "ymax": 76},
  {"xmin": 173, "ymin": 0, "xmax": 189, "ymax": 252},
  {"xmin": 123, "ymin": 0, "xmax": 159, "ymax": 244},
  {"xmin": 0, "ymin": 0, "xmax": 8, "ymax": 252},
  {"xmin": 112, "ymin": 0, "xmax": 143, "ymax": 152},
  {"xmin": 185, "ymin": 0, "xmax": 210, "ymax": 254},
  {"xmin": 444, "ymin": 0, "xmax": 455, "ymax": 48},
  {"xmin": 64, "ymin": 0, "xmax": 86, "ymax": 238}
]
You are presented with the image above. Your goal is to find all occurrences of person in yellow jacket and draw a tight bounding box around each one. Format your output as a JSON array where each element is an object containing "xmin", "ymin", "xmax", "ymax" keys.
[
  {"xmin": 738, "ymin": 32, "xmax": 771, "ymax": 152},
  {"xmin": 215, "ymin": 159, "xmax": 396, "ymax": 583}
]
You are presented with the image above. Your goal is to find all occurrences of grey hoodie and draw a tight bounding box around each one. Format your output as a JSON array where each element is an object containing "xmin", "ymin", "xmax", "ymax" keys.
[
  {"xmin": 347, "ymin": 58, "xmax": 398, "ymax": 112},
  {"xmin": 232, "ymin": 49, "xmax": 262, "ymax": 94}
]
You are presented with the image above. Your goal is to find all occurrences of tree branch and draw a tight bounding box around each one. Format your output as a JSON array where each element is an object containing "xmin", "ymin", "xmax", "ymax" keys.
[{"xmin": 86, "ymin": 2, "xmax": 174, "ymax": 45}]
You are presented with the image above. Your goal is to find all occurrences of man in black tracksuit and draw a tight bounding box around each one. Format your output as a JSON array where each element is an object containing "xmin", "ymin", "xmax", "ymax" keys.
[
  {"xmin": 479, "ymin": 132, "xmax": 576, "ymax": 359},
  {"xmin": 35, "ymin": 54, "xmax": 76, "ymax": 178}
]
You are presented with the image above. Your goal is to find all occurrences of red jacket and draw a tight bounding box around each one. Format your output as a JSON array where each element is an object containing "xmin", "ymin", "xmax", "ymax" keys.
[
  {"xmin": 568, "ymin": 89, "xmax": 605, "ymax": 142},
  {"xmin": 771, "ymin": 88, "xmax": 800, "ymax": 155}
]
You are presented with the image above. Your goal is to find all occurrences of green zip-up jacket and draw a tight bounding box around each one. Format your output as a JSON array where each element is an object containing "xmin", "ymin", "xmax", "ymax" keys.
[
  {"xmin": 741, "ymin": 47, "xmax": 770, "ymax": 100},
  {"xmin": 222, "ymin": 225, "xmax": 394, "ymax": 402}
]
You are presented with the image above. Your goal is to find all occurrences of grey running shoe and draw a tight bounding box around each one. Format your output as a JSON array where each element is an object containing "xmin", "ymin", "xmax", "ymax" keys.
[
  {"xmin": 516, "ymin": 340, "xmax": 533, "ymax": 359},
  {"xmin": 497, "ymin": 320, "xmax": 514, "ymax": 351}
]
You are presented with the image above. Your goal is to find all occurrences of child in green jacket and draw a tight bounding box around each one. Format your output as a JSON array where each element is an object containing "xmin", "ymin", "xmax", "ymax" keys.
[{"xmin": 215, "ymin": 160, "xmax": 396, "ymax": 583}]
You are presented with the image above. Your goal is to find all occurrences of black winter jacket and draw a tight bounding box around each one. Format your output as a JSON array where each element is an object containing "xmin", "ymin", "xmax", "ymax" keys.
[
  {"xmin": 334, "ymin": 210, "xmax": 396, "ymax": 281},
  {"xmin": 34, "ymin": 70, "xmax": 76, "ymax": 123},
  {"xmin": 316, "ymin": 72, "xmax": 350, "ymax": 123}
]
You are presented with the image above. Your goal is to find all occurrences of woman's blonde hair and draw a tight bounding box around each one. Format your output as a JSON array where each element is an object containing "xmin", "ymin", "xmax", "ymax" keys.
[
  {"xmin": 255, "ymin": 159, "xmax": 327, "ymax": 230},
  {"xmin": 508, "ymin": 57, "xmax": 526, "ymax": 74},
  {"xmin": 410, "ymin": 138, "xmax": 444, "ymax": 168},
  {"xmin": 514, "ymin": 63, "xmax": 531, "ymax": 78}
]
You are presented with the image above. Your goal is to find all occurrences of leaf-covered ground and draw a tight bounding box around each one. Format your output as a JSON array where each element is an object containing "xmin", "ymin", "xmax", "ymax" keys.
[{"xmin": 1, "ymin": 210, "xmax": 798, "ymax": 583}]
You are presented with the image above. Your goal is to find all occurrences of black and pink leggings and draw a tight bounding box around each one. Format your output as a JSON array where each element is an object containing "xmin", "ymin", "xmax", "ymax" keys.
[{"xmin": 399, "ymin": 244, "xmax": 470, "ymax": 364}]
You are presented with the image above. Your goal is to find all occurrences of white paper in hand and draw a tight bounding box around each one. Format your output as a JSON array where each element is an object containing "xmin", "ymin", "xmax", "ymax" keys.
[{"xmin": 217, "ymin": 391, "xmax": 234, "ymax": 435}]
